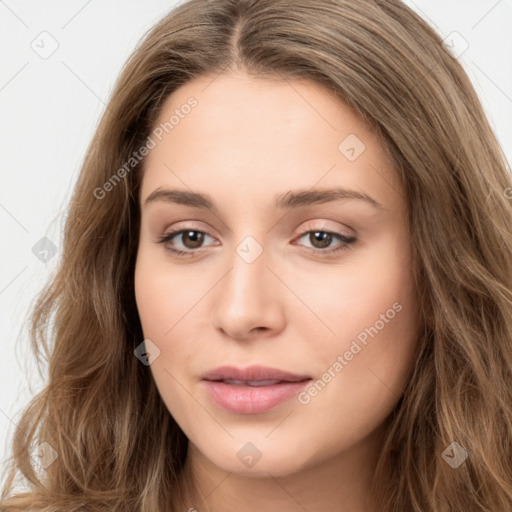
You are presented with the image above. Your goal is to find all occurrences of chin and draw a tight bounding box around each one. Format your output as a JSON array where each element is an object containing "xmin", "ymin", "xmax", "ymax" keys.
[{"xmin": 193, "ymin": 434, "xmax": 315, "ymax": 478}]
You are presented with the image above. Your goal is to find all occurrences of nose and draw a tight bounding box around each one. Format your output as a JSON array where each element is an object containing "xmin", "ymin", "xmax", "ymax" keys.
[{"xmin": 210, "ymin": 237, "xmax": 286, "ymax": 341}]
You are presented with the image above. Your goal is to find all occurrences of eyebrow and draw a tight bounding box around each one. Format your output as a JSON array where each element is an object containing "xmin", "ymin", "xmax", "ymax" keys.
[{"xmin": 142, "ymin": 187, "xmax": 384, "ymax": 211}]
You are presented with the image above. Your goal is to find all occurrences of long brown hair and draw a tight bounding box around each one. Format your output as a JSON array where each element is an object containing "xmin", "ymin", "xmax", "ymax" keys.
[{"xmin": 2, "ymin": 0, "xmax": 512, "ymax": 510}]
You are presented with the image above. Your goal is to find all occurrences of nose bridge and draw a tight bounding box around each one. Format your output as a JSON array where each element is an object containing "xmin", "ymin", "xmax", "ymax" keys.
[
  {"xmin": 235, "ymin": 234, "xmax": 266, "ymax": 267},
  {"xmin": 211, "ymin": 232, "xmax": 283, "ymax": 336},
  {"xmin": 226, "ymin": 233, "xmax": 271, "ymax": 303}
]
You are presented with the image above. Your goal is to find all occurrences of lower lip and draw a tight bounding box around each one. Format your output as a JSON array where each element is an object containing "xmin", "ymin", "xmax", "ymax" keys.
[{"xmin": 203, "ymin": 380, "xmax": 312, "ymax": 414}]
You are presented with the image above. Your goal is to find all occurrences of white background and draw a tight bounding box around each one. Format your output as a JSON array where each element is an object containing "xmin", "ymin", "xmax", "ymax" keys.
[{"xmin": 1, "ymin": 0, "xmax": 511, "ymax": 470}]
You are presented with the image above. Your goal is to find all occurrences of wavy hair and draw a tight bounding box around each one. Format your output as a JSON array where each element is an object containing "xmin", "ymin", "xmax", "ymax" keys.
[{"xmin": 2, "ymin": 0, "xmax": 512, "ymax": 510}]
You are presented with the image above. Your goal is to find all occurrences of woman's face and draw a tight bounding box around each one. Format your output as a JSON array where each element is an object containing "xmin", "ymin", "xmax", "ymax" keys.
[{"xmin": 134, "ymin": 70, "xmax": 421, "ymax": 478}]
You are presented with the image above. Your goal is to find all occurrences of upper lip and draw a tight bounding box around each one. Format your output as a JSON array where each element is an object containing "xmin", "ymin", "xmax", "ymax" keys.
[{"xmin": 202, "ymin": 365, "xmax": 312, "ymax": 382}]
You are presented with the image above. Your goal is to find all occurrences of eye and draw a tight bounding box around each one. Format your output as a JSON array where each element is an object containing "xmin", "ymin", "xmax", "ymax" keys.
[
  {"xmin": 157, "ymin": 229, "xmax": 216, "ymax": 256},
  {"xmin": 157, "ymin": 227, "xmax": 357, "ymax": 258},
  {"xmin": 294, "ymin": 229, "xmax": 357, "ymax": 256}
]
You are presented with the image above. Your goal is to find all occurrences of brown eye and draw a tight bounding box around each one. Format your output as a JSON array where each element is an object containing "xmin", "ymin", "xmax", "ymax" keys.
[
  {"xmin": 176, "ymin": 230, "xmax": 205, "ymax": 249},
  {"xmin": 308, "ymin": 231, "xmax": 333, "ymax": 249},
  {"xmin": 295, "ymin": 229, "xmax": 357, "ymax": 256},
  {"xmin": 158, "ymin": 229, "xmax": 215, "ymax": 255}
]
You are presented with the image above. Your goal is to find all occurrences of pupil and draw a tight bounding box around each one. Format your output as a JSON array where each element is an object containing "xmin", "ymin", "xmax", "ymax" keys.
[
  {"xmin": 311, "ymin": 231, "xmax": 331, "ymax": 248},
  {"xmin": 184, "ymin": 231, "xmax": 204, "ymax": 248}
]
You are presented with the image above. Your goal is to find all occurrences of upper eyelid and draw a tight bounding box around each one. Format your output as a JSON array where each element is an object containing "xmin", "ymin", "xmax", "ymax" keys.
[
  {"xmin": 161, "ymin": 218, "xmax": 352, "ymax": 236},
  {"xmin": 163, "ymin": 222, "xmax": 349, "ymax": 235}
]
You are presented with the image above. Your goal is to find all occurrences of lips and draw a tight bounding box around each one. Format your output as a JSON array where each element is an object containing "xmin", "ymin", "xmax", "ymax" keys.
[
  {"xmin": 201, "ymin": 365, "xmax": 311, "ymax": 383},
  {"xmin": 201, "ymin": 365, "xmax": 312, "ymax": 414}
]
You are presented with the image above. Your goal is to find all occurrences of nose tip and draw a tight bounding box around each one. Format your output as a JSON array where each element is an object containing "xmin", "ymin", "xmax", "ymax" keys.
[{"xmin": 210, "ymin": 247, "xmax": 285, "ymax": 340}]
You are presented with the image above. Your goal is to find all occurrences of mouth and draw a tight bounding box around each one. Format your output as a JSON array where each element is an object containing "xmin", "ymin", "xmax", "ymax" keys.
[
  {"xmin": 201, "ymin": 365, "xmax": 311, "ymax": 383},
  {"xmin": 213, "ymin": 379, "xmax": 300, "ymax": 386},
  {"xmin": 201, "ymin": 365, "xmax": 313, "ymax": 414}
]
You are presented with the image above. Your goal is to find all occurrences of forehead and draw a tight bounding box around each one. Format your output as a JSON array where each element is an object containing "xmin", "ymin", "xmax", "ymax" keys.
[{"xmin": 140, "ymin": 70, "xmax": 403, "ymax": 213}]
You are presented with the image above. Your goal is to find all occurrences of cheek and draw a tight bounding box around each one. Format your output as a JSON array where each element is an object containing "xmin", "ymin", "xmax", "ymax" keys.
[
  {"xmin": 134, "ymin": 248, "xmax": 207, "ymax": 384},
  {"xmin": 306, "ymin": 260, "xmax": 417, "ymax": 425},
  {"xmin": 134, "ymin": 254, "xmax": 199, "ymax": 422},
  {"xmin": 292, "ymin": 230, "xmax": 418, "ymax": 359},
  {"xmin": 134, "ymin": 244, "xmax": 200, "ymax": 339},
  {"xmin": 300, "ymin": 234, "xmax": 420, "ymax": 417}
]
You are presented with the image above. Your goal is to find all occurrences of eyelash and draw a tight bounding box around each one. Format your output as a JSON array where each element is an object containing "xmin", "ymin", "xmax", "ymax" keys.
[{"xmin": 157, "ymin": 227, "xmax": 357, "ymax": 258}]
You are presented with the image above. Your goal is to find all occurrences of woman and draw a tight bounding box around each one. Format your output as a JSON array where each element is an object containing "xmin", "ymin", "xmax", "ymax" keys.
[{"xmin": 2, "ymin": 0, "xmax": 511, "ymax": 510}]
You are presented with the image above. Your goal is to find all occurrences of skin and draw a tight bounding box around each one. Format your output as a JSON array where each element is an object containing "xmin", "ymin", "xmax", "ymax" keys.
[{"xmin": 134, "ymin": 69, "xmax": 421, "ymax": 512}]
